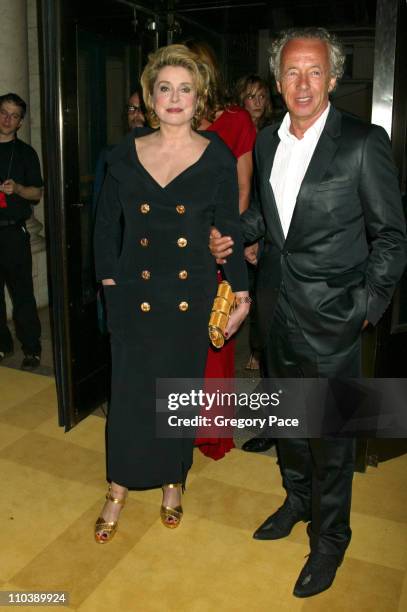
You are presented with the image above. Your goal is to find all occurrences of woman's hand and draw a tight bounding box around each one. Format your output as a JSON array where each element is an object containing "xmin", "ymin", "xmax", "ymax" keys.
[
  {"xmin": 225, "ymin": 292, "xmax": 250, "ymax": 339},
  {"xmin": 102, "ymin": 278, "xmax": 116, "ymax": 286}
]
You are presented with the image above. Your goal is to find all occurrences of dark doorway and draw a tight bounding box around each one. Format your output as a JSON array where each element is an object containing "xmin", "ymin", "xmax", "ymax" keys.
[{"xmin": 39, "ymin": 0, "xmax": 146, "ymax": 429}]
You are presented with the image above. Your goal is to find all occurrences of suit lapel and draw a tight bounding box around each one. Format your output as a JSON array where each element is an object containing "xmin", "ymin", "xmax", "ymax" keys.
[
  {"xmin": 285, "ymin": 106, "xmax": 342, "ymax": 246},
  {"xmin": 261, "ymin": 129, "xmax": 285, "ymax": 246}
]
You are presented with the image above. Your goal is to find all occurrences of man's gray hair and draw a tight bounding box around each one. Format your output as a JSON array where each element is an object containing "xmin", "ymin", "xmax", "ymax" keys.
[{"xmin": 269, "ymin": 27, "xmax": 345, "ymax": 82}]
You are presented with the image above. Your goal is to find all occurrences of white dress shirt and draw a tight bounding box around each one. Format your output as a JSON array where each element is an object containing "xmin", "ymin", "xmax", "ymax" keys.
[{"xmin": 270, "ymin": 103, "xmax": 330, "ymax": 237}]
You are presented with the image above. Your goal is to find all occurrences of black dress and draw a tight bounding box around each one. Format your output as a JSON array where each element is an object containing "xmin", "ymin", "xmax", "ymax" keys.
[{"xmin": 94, "ymin": 128, "xmax": 248, "ymax": 489}]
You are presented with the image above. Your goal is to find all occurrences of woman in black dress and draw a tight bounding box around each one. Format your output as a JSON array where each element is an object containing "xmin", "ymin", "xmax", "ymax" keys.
[{"xmin": 94, "ymin": 44, "xmax": 249, "ymax": 542}]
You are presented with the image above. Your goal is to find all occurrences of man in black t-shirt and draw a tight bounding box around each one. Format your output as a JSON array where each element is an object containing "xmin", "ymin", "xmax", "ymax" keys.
[{"xmin": 0, "ymin": 93, "xmax": 43, "ymax": 370}]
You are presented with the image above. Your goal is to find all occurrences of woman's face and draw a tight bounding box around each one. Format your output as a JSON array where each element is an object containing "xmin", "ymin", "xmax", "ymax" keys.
[
  {"xmin": 152, "ymin": 65, "xmax": 197, "ymax": 127},
  {"xmin": 243, "ymin": 85, "xmax": 267, "ymax": 124}
]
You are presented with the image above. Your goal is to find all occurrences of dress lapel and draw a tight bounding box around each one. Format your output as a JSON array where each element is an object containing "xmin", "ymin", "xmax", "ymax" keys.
[{"xmin": 107, "ymin": 127, "xmax": 154, "ymax": 182}]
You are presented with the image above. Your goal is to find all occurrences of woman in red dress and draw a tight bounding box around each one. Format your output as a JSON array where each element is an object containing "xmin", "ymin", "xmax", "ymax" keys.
[
  {"xmin": 234, "ymin": 74, "xmax": 275, "ymax": 372},
  {"xmin": 186, "ymin": 41, "xmax": 257, "ymax": 459}
]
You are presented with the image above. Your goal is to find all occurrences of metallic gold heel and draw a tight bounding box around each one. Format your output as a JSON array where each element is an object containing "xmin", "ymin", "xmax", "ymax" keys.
[
  {"xmin": 160, "ymin": 483, "xmax": 183, "ymax": 529},
  {"xmin": 94, "ymin": 485, "xmax": 126, "ymax": 543}
]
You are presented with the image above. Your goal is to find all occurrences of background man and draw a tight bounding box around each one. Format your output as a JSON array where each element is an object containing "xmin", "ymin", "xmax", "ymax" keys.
[
  {"xmin": 210, "ymin": 27, "xmax": 406, "ymax": 598},
  {"xmin": 0, "ymin": 93, "xmax": 43, "ymax": 370},
  {"xmin": 126, "ymin": 89, "xmax": 146, "ymax": 129}
]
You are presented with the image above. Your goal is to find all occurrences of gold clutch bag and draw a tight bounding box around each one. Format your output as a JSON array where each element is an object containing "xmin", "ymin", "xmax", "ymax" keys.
[{"xmin": 209, "ymin": 280, "xmax": 235, "ymax": 348}]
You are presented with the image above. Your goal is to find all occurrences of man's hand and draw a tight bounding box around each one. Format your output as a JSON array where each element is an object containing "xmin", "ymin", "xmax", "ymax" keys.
[
  {"xmin": 362, "ymin": 319, "xmax": 369, "ymax": 330},
  {"xmin": 1, "ymin": 179, "xmax": 19, "ymax": 195},
  {"xmin": 0, "ymin": 180, "xmax": 42, "ymax": 201},
  {"xmin": 244, "ymin": 243, "xmax": 259, "ymax": 265},
  {"xmin": 102, "ymin": 279, "xmax": 116, "ymax": 286},
  {"xmin": 209, "ymin": 227, "xmax": 234, "ymax": 264}
]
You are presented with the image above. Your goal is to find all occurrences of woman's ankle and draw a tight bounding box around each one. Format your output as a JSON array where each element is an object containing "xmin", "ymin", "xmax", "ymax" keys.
[{"xmin": 109, "ymin": 482, "xmax": 127, "ymax": 498}]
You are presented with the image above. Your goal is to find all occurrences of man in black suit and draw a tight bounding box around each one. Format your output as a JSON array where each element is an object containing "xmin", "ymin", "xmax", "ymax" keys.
[{"xmin": 210, "ymin": 27, "xmax": 406, "ymax": 597}]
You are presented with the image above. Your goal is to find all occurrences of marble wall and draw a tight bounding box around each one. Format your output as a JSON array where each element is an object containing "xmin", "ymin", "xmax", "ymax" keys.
[
  {"xmin": 26, "ymin": 0, "xmax": 48, "ymax": 311},
  {"xmin": 0, "ymin": 0, "xmax": 30, "ymax": 142},
  {"xmin": 0, "ymin": 0, "xmax": 48, "ymax": 318}
]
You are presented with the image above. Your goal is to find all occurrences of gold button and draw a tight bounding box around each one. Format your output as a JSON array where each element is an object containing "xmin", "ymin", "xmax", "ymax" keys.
[
  {"xmin": 176, "ymin": 204, "xmax": 185, "ymax": 214},
  {"xmin": 179, "ymin": 301, "xmax": 189, "ymax": 312},
  {"xmin": 141, "ymin": 270, "xmax": 151, "ymax": 280},
  {"xmin": 140, "ymin": 203, "xmax": 150, "ymax": 214},
  {"xmin": 177, "ymin": 237, "xmax": 187, "ymax": 248},
  {"xmin": 140, "ymin": 302, "xmax": 151, "ymax": 312},
  {"xmin": 179, "ymin": 270, "xmax": 188, "ymax": 280},
  {"xmin": 140, "ymin": 237, "xmax": 149, "ymax": 247}
]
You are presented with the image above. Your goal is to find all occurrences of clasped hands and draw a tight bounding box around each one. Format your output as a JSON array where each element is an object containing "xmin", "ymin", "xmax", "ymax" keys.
[{"xmin": 0, "ymin": 179, "xmax": 20, "ymax": 195}]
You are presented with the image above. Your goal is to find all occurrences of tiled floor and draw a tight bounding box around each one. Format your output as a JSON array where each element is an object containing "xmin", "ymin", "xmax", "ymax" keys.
[
  {"xmin": 2, "ymin": 308, "xmax": 407, "ymax": 609},
  {"xmin": 1, "ymin": 367, "xmax": 407, "ymax": 611}
]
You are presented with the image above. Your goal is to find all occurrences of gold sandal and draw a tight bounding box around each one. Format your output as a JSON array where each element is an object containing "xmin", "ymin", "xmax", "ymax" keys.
[
  {"xmin": 160, "ymin": 483, "xmax": 183, "ymax": 529},
  {"xmin": 94, "ymin": 485, "xmax": 126, "ymax": 543}
]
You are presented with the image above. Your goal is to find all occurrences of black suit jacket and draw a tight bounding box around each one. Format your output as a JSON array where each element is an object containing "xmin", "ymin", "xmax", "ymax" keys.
[{"xmin": 241, "ymin": 106, "xmax": 407, "ymax": 355}]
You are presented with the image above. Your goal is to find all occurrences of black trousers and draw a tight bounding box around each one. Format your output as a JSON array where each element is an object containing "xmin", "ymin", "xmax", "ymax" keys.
[
  {"xmin": 262, "ymin": 288, "xmax": 359, "ymax": 558},
  {"xmin": 0, "ymin": 224, "xmax": 41, "ymax": 355}
]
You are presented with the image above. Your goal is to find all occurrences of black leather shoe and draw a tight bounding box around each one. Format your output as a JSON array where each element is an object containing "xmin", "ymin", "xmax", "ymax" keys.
[
  {"xmin": 0, "ymin": 350, "xmax": 13, "ymax": 362},
  {"xmin": 242, "ymin": 436, "xmax": 275, "ymax": 453},
  {"xmin": 293, "ymin": 551, "xmax": 343, "ymax": 598},
  {"xmin": 253, "ymin": 500, "xmax": 310, "ymax": 540},
  {"xmin": 21, "ymin": 354, "xmax": 40, "ymax": 371}
]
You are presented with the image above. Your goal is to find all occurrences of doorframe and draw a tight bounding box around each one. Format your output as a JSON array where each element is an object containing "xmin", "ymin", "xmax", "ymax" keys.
[{"xmin": 38, "ymin": 0, "xmax": 74, "ymax": 427}]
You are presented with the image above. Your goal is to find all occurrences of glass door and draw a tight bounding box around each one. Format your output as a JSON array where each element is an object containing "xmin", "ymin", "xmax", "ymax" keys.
[{"xmin": 39, "ymin": 0, "xmax": 141, "ymax": 429}]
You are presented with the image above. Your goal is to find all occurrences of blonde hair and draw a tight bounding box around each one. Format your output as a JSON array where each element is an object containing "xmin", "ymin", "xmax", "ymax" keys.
[{"xmin": 140, "ymin": 44, "xmax": 210, "ymax": 129}]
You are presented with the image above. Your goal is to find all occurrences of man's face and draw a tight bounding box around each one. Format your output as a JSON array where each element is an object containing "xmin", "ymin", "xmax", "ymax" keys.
[
  {"xmin": 127, "ymin": 93, "xmax": 145, "ymax": 129},
  {"xmin": 276, "ymin": 38, "xmax": 336, "ymax": 129},
  {"xmin": 0, "ymin": 101, "xmax": 23, "ymax": 139}
]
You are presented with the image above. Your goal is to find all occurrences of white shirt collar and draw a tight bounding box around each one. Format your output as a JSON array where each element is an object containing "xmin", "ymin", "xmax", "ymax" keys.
[{"xmin": 278, "ymin": 102, "xmax": 331, "ymax": 144}]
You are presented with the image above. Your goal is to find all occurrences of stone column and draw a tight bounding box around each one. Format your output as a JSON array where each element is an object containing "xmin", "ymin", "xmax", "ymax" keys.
[
  {"xmin": 0, "ymin": 0, "xmax": 47, "ymax": 317},
  {"xmin": 0, "ymin": 0, "xmax": 30, "ymax": 142}
]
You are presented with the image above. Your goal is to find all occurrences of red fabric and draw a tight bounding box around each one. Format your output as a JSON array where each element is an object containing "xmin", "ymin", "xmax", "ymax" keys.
[
  {"xmin": 0, "ymin": 192, "xmax": 7, "ymax": 208},
  {"xmin": 194, "ymin": 108, "xmax": 256, "ymax": 460},
  {"xmin": 194, "ymin": 339, "xmax": 236, "ymax": 460},
  {"xmin": 207, "ymin": 106, "xmax": 257, "ymax": 159},
  {"xmin": 194, "ymin": 272, "xmax": 235, "ymax": 459},
  {"xmin": 195, "ymin": 108, "xmax": 256, "ymax": 460}
]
